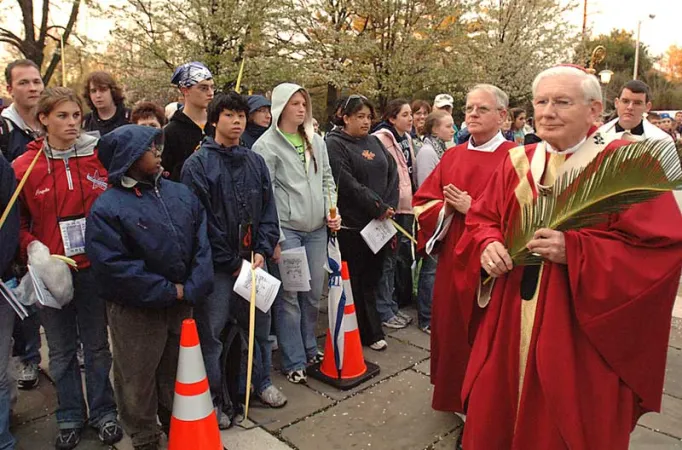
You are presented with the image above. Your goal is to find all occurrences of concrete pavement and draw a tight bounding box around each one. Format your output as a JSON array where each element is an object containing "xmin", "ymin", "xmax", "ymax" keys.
[{"xmin": 9, "ymin": 296, "xmax": 682, "ymax": 449}]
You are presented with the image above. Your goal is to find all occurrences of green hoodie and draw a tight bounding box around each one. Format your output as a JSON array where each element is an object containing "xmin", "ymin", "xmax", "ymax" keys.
[{"xmin": 252, "ymin": 83, "xmax": 336, "ymax": 241}]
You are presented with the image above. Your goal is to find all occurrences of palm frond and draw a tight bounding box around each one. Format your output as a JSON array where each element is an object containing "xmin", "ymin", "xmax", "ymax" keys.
[{"xmin": 505, "ymin": 139, "xmax": 682, "ymax": 266}]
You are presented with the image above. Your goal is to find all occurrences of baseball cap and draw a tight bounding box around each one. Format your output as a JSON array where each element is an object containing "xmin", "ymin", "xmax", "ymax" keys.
[
  {"xmin": 434, "ymin": 94, "xmax": 454, "ymax": 109},
  {"xmin": 660, "ymin": 112, "xmax": 673, "ymax": 121}
]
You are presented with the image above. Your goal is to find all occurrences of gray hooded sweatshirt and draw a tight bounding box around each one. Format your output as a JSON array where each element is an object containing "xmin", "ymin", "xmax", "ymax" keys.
[{"xmin": 253, "ymin": 83, "xmax": 336, "ymax": 239}]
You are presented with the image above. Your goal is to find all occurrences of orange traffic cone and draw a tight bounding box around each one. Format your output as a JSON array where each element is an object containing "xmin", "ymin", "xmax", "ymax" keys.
[
  {"xmin": 309, "ymin": 262, "xmax": 380, "ymax": 390},
  {"xmin": 168, "ymin": 319, "xmax": 225, "ymax": 450}
]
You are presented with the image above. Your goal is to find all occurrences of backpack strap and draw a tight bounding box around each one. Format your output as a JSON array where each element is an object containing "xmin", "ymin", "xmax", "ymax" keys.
[{"xmin": 0, "ymin": 118, "xmax": 11, "ymax": 157}]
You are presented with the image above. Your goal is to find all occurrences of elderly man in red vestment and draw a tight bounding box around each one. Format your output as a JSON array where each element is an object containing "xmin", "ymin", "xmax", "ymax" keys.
[
  {"xmin": 413, "ymin": 84, "xmax": 516, "ymax": 414},
  {"xmin": 458, "ymin": 65, "xmax": 682, "ymax": 449}
]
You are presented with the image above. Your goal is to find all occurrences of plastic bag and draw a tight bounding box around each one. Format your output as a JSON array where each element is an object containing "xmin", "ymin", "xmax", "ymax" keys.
[{"xmin": 26, "ymin": 241, "xmax": 74, "ymax": 308}]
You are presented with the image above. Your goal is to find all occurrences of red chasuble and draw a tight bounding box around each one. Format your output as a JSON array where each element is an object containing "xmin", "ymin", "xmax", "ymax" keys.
[
  {"xmin": 413, "ymin": 138, "xmax": 516, "ymax": 413},
  {"xmin": 457, "ymin": 135, "xmax": 682, "ymax": 449}
]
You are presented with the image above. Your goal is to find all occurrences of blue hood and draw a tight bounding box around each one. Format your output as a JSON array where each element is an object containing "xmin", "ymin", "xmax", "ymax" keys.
[
  {"xmin": 201, "ymin": 136, "xmax": 250, "ymax": 160},
  {"xmin": 98, "ymin": 125, "xmax": 162, "ymax": 186},
  {"xmin": 247, "ymin": 95, "xmax": 271, "ymax": 115}
]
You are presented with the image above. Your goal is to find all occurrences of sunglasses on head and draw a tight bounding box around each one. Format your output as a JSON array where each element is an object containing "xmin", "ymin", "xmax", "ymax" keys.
[{"xmin": 343, "ymin": 95, "xmax": 368, "ymax": 111}]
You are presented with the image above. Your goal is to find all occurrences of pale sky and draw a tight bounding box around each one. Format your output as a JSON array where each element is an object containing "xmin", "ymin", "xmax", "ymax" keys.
[{"xmin": 564, "ymin": 0, "xmax": 682, "ymax": 56}]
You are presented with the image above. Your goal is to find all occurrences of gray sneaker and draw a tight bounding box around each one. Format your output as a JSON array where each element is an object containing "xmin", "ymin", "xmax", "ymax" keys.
[
  {"xmin": 17, "ymin": 362, "xmax": 39, "ymax": 390},
  {"xmin": 396, "ymin": 310, "xmax": 413, "ymax": 324},
  {"xmin": 216, "ymin": 409, "xmax": 231, "ymax": 430},
  {"xmin": 259, "ymin": 385, "xmax": 287, "ymax": 408},
  {"xmin": 382, "ymin": 316, "xmax": 408, "ymax": 329}
]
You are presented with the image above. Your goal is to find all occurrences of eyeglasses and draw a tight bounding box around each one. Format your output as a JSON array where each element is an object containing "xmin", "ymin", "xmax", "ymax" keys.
[
  {"xmin": 463, "ymin": 105, "xmax": 500, "ymax": 115},
  {"xmin": 344, "ymin": 95, "xmax": 367, "ymax": 110},
  {"xmin": 532, "ymin": 98, "xmax": 576, "ymax": 110}
]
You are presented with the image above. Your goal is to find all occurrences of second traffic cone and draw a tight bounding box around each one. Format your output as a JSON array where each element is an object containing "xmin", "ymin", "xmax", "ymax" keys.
[
  {"xmin": 168, "ymin": 319, "xmax": 224, "ymax": 450},
  {"xmin": 309, "ymin": 262, "xmax": 380, "ymax": 390}
]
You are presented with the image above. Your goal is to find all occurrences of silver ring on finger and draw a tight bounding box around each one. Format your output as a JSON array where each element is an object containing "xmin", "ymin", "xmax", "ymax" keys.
[{"xmin": 487, "ymin": 260, "xmax": 495, "ymax": 269}]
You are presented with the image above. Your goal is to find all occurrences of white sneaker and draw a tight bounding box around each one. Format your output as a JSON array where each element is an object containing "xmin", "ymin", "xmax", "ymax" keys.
[
  {"xmin": 397, "ymin": 311, "xmax": 413, "ymax": 324},
  {"xmin": 259, "ymin": 385, "xmax": 287, "ymax": 408},
  {"xmin": 369, "ymin": 339, "xmax": 388, "ymax": 351},
  {"xmin": 382, "ymin": 316, "xmax": 407, "ymax": 329}
]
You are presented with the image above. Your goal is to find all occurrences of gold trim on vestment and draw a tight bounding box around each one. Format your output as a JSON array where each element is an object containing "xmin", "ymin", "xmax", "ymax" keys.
[
  {"xmin": 509, "ymin": 146, "xmax": 534, "ymax": 207},
  {"xmin": 413, "ymin": 199, "xmax": 442, "ymax": 231},
  {"xmin": 518, "ymin": 263, "xmax": 544, "ymax": 406}
]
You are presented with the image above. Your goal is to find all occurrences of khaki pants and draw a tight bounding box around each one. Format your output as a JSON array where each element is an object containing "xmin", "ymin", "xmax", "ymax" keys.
[{"xmin": 108, "ymin": 302, "xmax": 191, "ymax": 447}]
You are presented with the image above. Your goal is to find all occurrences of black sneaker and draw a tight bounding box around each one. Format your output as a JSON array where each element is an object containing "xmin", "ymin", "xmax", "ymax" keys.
[
  {"xmin": 55, "ymin": 428, "xmax": 81, "ymax": 450},
  {"xmin": 97, "ymin": 419, "xmax": 123, "ymax": 445},
  {"xmin": 307, "ymin": 350, "xmax": 324, "ymax": 365},
  {"xmin": 286, "ymin": 369, "xmax": 307, "ymax": 384}
]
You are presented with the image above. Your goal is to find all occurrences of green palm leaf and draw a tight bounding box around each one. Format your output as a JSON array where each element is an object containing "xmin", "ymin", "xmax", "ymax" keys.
[{"xmin": 505, "ymin": 139, "xmax": 682, "ymax": 267}]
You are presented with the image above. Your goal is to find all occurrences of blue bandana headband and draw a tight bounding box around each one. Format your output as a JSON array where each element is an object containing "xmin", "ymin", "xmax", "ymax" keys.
[{"xmin": 171, "ymin": 62, "xmax": 213, "ymax": 88}]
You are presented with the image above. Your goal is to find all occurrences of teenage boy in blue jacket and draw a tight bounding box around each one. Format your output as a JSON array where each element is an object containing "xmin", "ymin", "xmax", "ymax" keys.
[
  {"xmin": 86, "ymin": 125, "xmax": 213, "ymax": 450},
  {"xmin": 181, "ymin": 91, "xmax": 283, "ymax": 427}
]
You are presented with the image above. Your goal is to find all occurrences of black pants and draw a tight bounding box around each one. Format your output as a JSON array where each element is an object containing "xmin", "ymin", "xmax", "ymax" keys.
[
  {"xmin": 393, "ymin": 214, "xmax": 415, "ymax": 307},
  {"xmin": 338, "ymin": 229, "xmax": 386, "ymax": 345}
]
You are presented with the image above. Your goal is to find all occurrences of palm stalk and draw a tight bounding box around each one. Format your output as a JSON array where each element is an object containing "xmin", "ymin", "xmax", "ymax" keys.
[{"xmin": 505, "ymin": 139, "xmax": 682, "ymax": 267}]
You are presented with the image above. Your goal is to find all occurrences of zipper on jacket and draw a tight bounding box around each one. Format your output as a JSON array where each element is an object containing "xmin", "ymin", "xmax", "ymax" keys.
[
  {"xmin": 154, "ymin": 186, "xmax": 183, "ymax": 255},
  {"xmin": 63, "ymin": 159, "xmax": 74, "ymax": 191}
]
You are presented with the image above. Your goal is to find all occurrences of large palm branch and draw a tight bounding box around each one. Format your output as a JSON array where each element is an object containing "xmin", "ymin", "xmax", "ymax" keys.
[{"xmin": 505, "ymin": 139, "xmax": 682, "ymax": 267}]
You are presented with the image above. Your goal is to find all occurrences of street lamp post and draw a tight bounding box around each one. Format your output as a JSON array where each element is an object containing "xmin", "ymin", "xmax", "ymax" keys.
[
  {"xmin": 599, "ymin": 69, "xmax": 614, "ymax": 112},
  {"xmin": 633, "ymin": 14, "xmax": 655, "ymax": 80}
]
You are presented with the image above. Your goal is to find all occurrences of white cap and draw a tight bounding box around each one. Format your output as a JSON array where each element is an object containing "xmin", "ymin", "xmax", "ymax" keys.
[
  {"xmin": 165, "ymin": 102, "xmax": 180, "ymax": 121},
  {"xmin": 434, "ymin": 94, "xmax": 454, "ymax": 109}
]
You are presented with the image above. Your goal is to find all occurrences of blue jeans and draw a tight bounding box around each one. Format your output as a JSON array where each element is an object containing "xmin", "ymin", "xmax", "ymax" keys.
[
  {"xmin": 417, "ymin": 255, "xmax": 438, "ymax": 328},
  {"xmin": 0, "ymin": 301, "xmax": 16, "ymax": 450},
  {"xmin": 376, "ymin": 214, "xmax": 414, "ymax": 322},
  {"xmin": 195, "ymin": 271, "xmax": 272, "ymax": 411},
  {"xmin": 271, "ymin": 227, "xmax": 327, "ymax": 373},
  {"xmin": 13, "ymin": 305, "xmax": 41, "ymax": 365},
  {"xmin": 38, "ymin": 269, "xmax": 117, "ymax": 430}
]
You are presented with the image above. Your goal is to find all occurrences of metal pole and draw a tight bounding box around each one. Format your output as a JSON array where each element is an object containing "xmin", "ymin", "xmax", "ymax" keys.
[
  {"xmin": 633, "ymin": 20, "xmax": 641, "ymax": 80},
  {"xmin": 60, "ymin": 33, "xmax": 66, "ymax": 86}
]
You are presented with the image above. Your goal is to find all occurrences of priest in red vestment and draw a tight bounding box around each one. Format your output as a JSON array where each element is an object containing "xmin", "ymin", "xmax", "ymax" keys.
[
  {"xmin": 413, "ymin": 84, "xmax": 516, "ymax": 413},
  {"xmin": 458, "ymin": 65, "xmax": 682, "ymax": 449}
]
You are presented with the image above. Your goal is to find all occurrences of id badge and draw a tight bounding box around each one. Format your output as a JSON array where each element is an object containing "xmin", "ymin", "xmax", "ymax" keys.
[
  {"xmin": 239, "ymin": 222, "xmax": 253, "ymax": 259},
  {"xmin": 58, "ymin": 216, "xmax": 87, "ymax": 257}
]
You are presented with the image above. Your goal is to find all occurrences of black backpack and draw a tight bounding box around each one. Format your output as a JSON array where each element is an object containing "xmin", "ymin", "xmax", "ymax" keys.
[{"xmin": 220, "ymin": 318, "xmax": 247, "ymax": 421}]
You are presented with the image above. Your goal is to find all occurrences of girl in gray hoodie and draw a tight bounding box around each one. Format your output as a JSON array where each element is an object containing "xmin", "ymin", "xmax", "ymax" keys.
[{"xmin": 253, "ymin": 83, "xmax": 340, "ymax": 384}]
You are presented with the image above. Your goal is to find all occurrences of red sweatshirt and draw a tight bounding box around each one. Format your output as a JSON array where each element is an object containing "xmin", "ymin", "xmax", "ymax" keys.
[{"xmin": 12, "ymin": 135, "xmax": 108, "ymax": 269}]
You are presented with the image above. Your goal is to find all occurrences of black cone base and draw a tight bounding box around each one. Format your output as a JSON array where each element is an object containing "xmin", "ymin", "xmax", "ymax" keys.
[{"xmin": 307, "ymin": 361, "xmax": 380, "ymax": 390}]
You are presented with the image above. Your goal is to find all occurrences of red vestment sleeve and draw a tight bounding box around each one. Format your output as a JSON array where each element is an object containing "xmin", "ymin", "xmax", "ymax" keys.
[
  {"xmin": 413, "ymin": 161, "xmax": 445, "ymax": 255},
  {"xmin": 456, "ymin": 154, "xmax": 515, "ymax": 271},
  {"xmin": 564, "ymin": 192, "xmax": 682, "ymax": 413}
]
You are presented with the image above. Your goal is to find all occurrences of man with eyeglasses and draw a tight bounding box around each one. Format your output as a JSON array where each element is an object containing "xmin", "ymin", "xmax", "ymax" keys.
[
  {"xmin": 455, "ymin": 65, "xmax": 682, "ymax": 449},
  {"xmin": 161, "ymin": 61, "xmax": 216, "ymax": 181},
  {"xmin": 599, "ymin": 80, "xmax": 672, "ymax": 143},
  {"xmin": 413, "ymin": 84, "xmax": 515, "ymax": 419}
]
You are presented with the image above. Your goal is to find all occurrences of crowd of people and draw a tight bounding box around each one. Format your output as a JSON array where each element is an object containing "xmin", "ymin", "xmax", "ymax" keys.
[{"xmin": 0, "ymin": 57, "xmax": 681, "ymax": 450}]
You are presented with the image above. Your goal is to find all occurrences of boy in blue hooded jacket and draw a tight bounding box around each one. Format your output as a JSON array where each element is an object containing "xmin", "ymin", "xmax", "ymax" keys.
[{"xmin": 86, "ymin": 125, "xmax": 213, "ymax": 450}]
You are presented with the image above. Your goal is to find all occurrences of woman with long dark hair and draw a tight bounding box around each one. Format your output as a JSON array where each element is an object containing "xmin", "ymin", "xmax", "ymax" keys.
[
  {"xmin": 372, "ymin": 99, "xmax": 416, "ymax": 329},
  {"xmin": 326, "ymin": 96, "xmax": 398, "ymax": 350},
  {"xmin": 410, "ymin": 99, "xmax": 432, "ymax": 154},
  {"xmin": 509, "ymin": 107, "xmax": 527, "ymax": 144}
]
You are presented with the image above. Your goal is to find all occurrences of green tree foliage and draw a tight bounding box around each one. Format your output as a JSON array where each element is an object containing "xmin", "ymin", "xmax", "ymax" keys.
[
  {"xmin": 99, "ymin": 0, "xmax": 275, "ymax": 100},
  {"xmin": 466, "ymin": 0, "xmax": 580, "ymax": 104}
]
